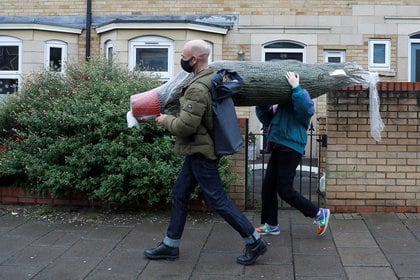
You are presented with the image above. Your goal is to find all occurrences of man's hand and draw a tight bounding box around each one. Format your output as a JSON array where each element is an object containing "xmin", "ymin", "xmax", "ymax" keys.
[
  {"xmin": 155, "ymin": 114, "xmax": 167, "ymax": 125},
  {"xmin": 285, "ymin": 71, "xmax": 299, "ymax": 89}
]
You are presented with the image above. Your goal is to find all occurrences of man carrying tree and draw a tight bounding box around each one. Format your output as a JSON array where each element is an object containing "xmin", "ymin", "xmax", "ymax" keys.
[{"xmin": 144, "ymin": 39, "xmax": 268, "ymax": 265}]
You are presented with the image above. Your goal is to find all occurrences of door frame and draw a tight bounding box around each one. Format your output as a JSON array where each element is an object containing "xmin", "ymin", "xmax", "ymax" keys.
[{"xmin": 409, "ymin": 38, "xmax": 420, "ymax": 82}]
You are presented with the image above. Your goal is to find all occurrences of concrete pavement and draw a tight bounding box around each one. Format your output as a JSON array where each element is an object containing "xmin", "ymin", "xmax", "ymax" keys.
[{"xmin": 0, "ymin": 207, "xmax": 419, "ymax": 280}]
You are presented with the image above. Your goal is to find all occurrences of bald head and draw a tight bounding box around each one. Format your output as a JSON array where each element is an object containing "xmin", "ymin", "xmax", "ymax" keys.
[
  {"xmin": 182, "ymin": 39, "xmax": 210, "ymax": 60},
  {"xmin": 181, "ymin": 39, "xmax": 210, "ymax": 74}
]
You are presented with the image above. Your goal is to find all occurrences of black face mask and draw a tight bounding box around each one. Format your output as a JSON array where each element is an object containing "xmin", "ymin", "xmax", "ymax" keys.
[{"xmin": 180, "ymin": 58, "xmax": 194, "ymax": 73}]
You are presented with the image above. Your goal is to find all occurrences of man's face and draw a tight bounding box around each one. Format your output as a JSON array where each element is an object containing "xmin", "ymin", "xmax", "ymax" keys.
[
  {"xmin": 181, "ymin": 48, "xmax": 194, "ymax": 62},
  {"xmin": 180, "ymin": 47, "xmax": 197, "ymax": 73}
]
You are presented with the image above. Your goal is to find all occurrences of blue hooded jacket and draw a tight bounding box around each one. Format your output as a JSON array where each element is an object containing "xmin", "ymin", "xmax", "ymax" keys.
[{"xmin": 256, "ymin": 85, "xmax": 314, "ymax": 155}]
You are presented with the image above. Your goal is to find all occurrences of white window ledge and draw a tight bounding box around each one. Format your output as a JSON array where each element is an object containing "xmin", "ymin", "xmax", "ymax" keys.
[
  {"xmin": 96, "ymin": 22, "xmax": 228, "ymax": 35},
  {"xmin": 369, "ymin": 69, "xmax": 396, "ymax": 77},
  {"xmin": 0, "ymin": 23, "xmax": 82, "ymax": 34}
]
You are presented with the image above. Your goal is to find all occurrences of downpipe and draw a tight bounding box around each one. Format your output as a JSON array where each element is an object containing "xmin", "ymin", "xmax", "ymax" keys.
[{"xmin": 85, "ymin": 0, "xmax": 92, "ymax": 61}]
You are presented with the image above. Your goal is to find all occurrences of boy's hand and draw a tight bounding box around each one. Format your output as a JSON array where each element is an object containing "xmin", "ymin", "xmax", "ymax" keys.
[{"xmin": 285, "ymin": 71, "xmax": 299, "ymax": 89}]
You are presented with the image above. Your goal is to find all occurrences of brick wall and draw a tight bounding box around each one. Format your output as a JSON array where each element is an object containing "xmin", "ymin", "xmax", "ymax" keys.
[
  {"xmin": 1, "ymin": 1, "xmax": 412, "ymax": 17},
  {"xmin": 326, "ymin": 82, "xmax": 420, "ymax": 213},
  {"xmin": 0, "ymin": 186, "xmax": 98, "ymax": 207}
]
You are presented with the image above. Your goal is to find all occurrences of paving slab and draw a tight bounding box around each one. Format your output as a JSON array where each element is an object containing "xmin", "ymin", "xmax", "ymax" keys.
[
  {"xmin": 32, "ymin": 230, "xmax": 81, "ymax": 247},
  {"xmin": 61, "ymin": 238, "xmax": 119, "ymax": 258},
  {"xmin": 337, "ymin": 247, "xmax": 389, "ymax": 266},
  {"xmin": 261, "ymin": 234, "xmax": 292, "ymax": 265},
  {"xmin": 344, "ymin": 267, "xmax": 398, "ymax": 280},
  {"xmin": 93, "ymin": 249, "xmax": 147, "ymax": 273},
  {"xmin": 84, "ymin": 225, "xmax": 133, "ymax": 240},
  {"xmin": 0, "ymin": 264, "xmax": 40, "ymax": 280},
  {"xmin": 386, "ymin": 254, "xmax": 420, "ymax": 278},
  {"xmin": 84, "ymin": 269, "xmax": 141, "ymax": 280},
  {"xmin": 31, "ymin": 257, "xmax": 102, "ymax": 280},
  {"xmin": 202, "ymin": 222, "xmax": 243, "ymax": 253},
  {"xmin": 375, "ymin": 237, "xmax": 420, "ymax": 254},
  {"xmin": 0, "ymin": 235, "xmax": 34, "ymax": 255},
  {"xmin": 329, "ymin": 219, "xmax": 370, "ymax": 233},
  {"xmin": 140, "ymin": 260, "xmax": 193, "ymax": 280},
  {"xmin": 5, "ymin": 221, "xmax": 54, "ymax": 240},
  {"xmin": 193, "ymin": 251, "xmax": 244, "ymax": 276},
  {"xmin": 292, "ymin": 237, "xmax": 337, "ymax": 255},
  {"xmin": 332, "ymin": 231, "xmax": 378, "ymax": 248},
  {"xmin": 294, "ymin": 254, "xmax": 346, "ymax": 278},
  {"xmin": 0, "ymin": 215, "xmax": 27, "ymax": 233},
  {"xmin": 244, "ymin": 263, "xmax": 294, "ymax": 279},
  {"xmin": 3, "ymin": 245, "xmax": 65, "ymax": 268},
  {"xmin": 365, "ymin": 222, "xmax": 417, "ymax": 240},
  {"xmin": 403, "ymin": 219, "xmax": 420, "ymax": 239}
]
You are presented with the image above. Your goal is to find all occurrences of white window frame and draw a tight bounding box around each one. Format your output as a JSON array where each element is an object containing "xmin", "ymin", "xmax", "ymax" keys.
[
  {"xmin": 44, "ymin": 40, "xmax": 67, "ymax": 73},
  {"xmin": 324, "ymin": 50, "xmax": 345, "ymax": 63},
  {"xmin": 128, "ymin": 36, "xmax": 174, "ymax": 80},
  {"xmin": 262, "ymin": 41, "xmax": 306, "ymax": 63},
  {"xmin": 0, "ymin": 36, "xmax": 22, "ymax": 97},
  {"xmin": 368, "ymin": 39, "xmax": 391, "ymax": 70},
  {"xmin": 105, "ymin": 40, "xmax": 114, "ymax": 61}
]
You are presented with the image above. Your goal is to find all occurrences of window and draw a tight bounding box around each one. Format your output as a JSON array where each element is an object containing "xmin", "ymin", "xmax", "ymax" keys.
[
  {"xmin": 0, "ymin": 36, "xmax": 21, "ymax": 97},
  {"xmin": 105, "ymin": 40, "xmax": 114, "ymax": 61},
  {"xmin": 129, "ymin": 36, "xmax": 174, "ymax": 79},
  {"xmin": 45, "ymin": 40, "xmax": 67, "ymax": 73},
  {"xmin": 368, "ymin": 39, "xmax": 391, "ymax": 70},
  {"xmin": 324, "ymin": 50, "xmax": 345, "ymax": 63},
  {"xmin": 262, "ymin": 41, "xmax": 306, "ymax": 62}
]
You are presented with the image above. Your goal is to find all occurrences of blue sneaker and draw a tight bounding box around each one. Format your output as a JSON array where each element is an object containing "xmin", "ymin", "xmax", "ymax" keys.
[
  {"xmin": 256, "ymin": 223, "xmax": 280, "ymax": 235},
  {"xmin": 314, "ymin": 208, "xmax": 330, "ymax": 235}
]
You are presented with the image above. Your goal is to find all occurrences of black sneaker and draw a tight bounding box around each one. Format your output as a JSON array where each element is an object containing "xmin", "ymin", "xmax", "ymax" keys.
[
  {"xmin": 144, "ymin": 242, "xmax": 179, "ymax": 260},
  {"xmin": 236, "ymin": 238, "xmax": 268, "ymax": 265}
]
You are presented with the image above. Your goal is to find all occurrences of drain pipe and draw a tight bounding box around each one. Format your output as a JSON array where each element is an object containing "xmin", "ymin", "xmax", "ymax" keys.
[{"xmin": 85, "ymin": 0, "xmax": 92, "ymax": 61}]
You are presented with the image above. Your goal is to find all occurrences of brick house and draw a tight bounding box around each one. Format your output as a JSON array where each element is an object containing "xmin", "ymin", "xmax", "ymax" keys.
[{"xmin": 0, "ymin": 1, "xmax": 419, "ymax": 212}]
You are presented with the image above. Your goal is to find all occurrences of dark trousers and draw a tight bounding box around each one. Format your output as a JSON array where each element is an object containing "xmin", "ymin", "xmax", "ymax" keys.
[
  {"xmin": 261, "ymin": 145, "xmax": 318, "ymax": 226},
  {"xmin": 167, "ymin": 154, "xmax": 255, "ymax": 240}
]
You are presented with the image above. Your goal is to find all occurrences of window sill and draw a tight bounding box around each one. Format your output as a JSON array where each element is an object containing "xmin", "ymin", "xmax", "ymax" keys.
[{"xmin": 368, "ymin": 69, "xmax": 396, "ymax": 77}]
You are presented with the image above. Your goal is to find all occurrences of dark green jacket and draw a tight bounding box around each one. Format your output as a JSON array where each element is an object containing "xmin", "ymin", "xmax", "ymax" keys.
[{"xmin": 162, "ymin": 68, "xmax": 217, "ymax": 160}]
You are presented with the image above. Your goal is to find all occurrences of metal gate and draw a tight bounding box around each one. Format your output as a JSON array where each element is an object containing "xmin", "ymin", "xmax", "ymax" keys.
[{"xmin": 245, "ymin": 122, "xmax": 326, "ymax": 210}]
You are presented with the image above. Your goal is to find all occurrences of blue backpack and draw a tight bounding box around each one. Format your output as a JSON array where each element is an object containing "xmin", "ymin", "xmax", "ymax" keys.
[{"xmin": 203, "ymin": 69, "xmax": 244, "ymax": 157}]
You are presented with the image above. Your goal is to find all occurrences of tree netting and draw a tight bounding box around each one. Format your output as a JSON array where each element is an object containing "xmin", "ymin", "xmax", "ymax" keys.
[{"xmin": 128, "ymin": 60, "xmax": 384, "ymax": 141}]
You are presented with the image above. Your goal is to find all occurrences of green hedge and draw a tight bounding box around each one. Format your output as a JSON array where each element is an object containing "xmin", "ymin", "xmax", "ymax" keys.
[{"xmin": 0, "ymin": 59, "xmax": 234, "ymax": 207}]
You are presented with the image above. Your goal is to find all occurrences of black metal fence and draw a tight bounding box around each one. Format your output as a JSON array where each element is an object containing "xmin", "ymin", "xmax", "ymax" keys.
[{"xmin": 245, "ymin": 123, "xmax": 325, "ymax": 210}]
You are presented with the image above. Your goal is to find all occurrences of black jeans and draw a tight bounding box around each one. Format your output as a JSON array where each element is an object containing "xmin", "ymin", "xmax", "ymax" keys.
[
  {"xmin": 166, "ymin": 154, "xmax": 255, "ymax": 242},
  {"xmin": 261, "ymin": 144, "xmax": 318, "ymax": 226}
]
